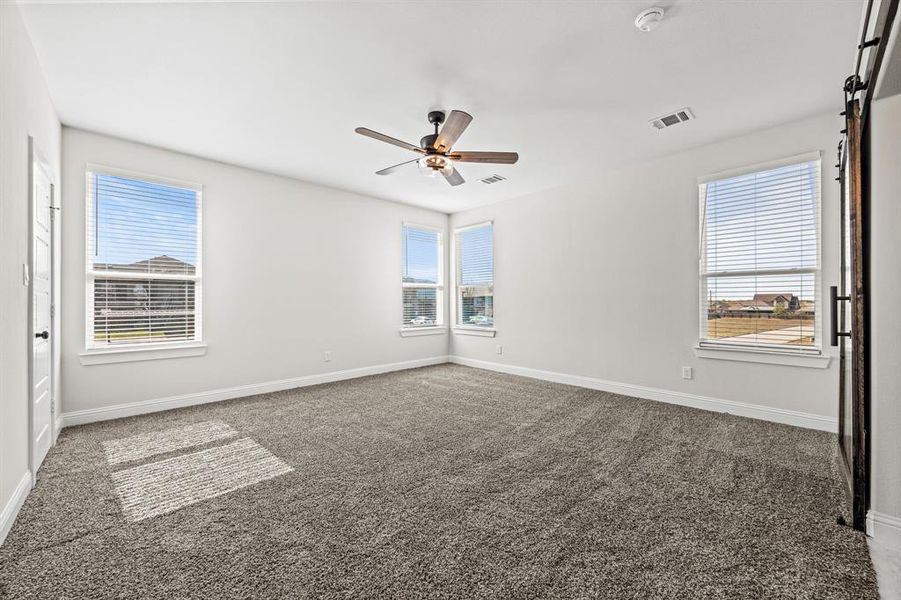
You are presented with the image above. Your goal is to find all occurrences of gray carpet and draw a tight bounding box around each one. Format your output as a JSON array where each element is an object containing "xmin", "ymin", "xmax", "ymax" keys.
[{"xmin": 0, "ymin": 364, "xmax": 878, "ymax": 599}]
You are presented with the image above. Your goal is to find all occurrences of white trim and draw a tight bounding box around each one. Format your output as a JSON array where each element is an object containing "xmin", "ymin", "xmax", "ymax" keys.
[
  {"xmin": 873, "ymin": 0, "xmax": 900, "ymax": 100},
  {"xmin": 698, "ymin": 339, "xmax": 822, "ymax": 356},
  {"xmin": 452, "ymin": 221, "xmax": 495, "ymax": 329},
  {"xmin": 27, "ymin": 138, "xmax": 36, "ymax": 484},
  {"xmin": 0, "ymin": 471, "xmax": 33, "ymax": 546},
  {"xmin": 401, "ymin": 222, "xmax": 444, "ymax": 328},
  {"xmin": 867, "ymin": 510, "xmax": 901, "ymax": 548},
  {"xmin": 399, "ymin": 327, "xmax": 447, "ymax": 337},
  {"xmin": 85, "ymin": 163, "xmax": 202, "ymax": 192},
  {"xmin": 697, "ymin": 150, "xmax": 823, "ymax": 184},
  {"xmin": 61, "ymin": 356, "xmax": 449, "ymax": 427},
  {"xmin": 79, "ymin": 342, "xmax": 208, "ymax": 365},
  {"xmin": 453, "ymin": 220, "xmax": 493, "ymax": 233},
  {"xmin": 453, "ymin": 327, "xmax": 497, "ymax": 337},
  {"xmin": 448, "ymin": 356, "xmax": 836, "ymax": 432},
  {"xmin": 84, "ymin": 166, "xmax": 204, "ymax": 351},
  {"xmin": 694, "ymin": 346, "xmax": 831, "ymax": 368},
  {"xmin": 402, "ymin": 221, "xmax": 442, "ymax": 234},
  {"xmin": 698, "ymin": 155, "xmax": 824, "ymax": 356}
]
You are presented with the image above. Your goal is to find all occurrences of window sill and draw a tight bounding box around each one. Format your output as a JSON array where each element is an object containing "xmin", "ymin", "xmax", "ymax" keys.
[
  {"xmin": 693, "ymin": 345, "xmax": 831, "ymax": 369},
  {"xmin": 399, "ymin": 327, "xmax": 447, "ymax": 337},
  {"xmin": 80, "ymin": 342, "xmax": 207, "ymax": 365},
  {"xmin": 453, "ymin": 327, "xmax": 497, "ymax": 338}
]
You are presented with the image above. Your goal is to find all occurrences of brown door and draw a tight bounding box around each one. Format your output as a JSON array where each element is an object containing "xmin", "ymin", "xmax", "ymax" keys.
[{"xmin": 836, "ymin": 99, "xmax": 868, "ymax": 530}]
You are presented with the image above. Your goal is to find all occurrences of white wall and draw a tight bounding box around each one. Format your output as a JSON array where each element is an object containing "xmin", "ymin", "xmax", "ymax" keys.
[
  {"xmin": 60, "ymin": 128, "xmax": 448, "ymax": 417},
  {"xmin": 0, "ymin": 3, "xmax": 61, "ymax": 540},
  {"xmin": 449, "ymin": 112, "xmax": 841, "ymax": 423},
  {"xmin": 869, "ymin": 93, "xmax": 901, "ymax": 542}
]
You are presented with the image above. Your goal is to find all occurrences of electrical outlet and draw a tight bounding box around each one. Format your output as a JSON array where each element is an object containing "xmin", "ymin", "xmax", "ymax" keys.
[
  {"xmin": 681, "ymin": 366, "xmax": 693, "ymax": 380},
  {"xmin": 323, "ymin": 351, "xmax": 332, "ymax": 362},
  {"xmin": 496, "ymin": 345, "xmax": 503, "ymax": 355}
]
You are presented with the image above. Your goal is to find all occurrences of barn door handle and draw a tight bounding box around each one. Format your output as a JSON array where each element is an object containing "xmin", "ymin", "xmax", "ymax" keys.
[
  {"xmin": 35, "ymin": 330, "xmax": 49, "ymax": 340},
  {"xmin": 830, "ymin": 286, "xmax": 851, "ymax": 346}
]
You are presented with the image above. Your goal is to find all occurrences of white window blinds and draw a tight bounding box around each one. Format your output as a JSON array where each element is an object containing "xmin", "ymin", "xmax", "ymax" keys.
[
  {"xmin": 86, "ymin": 170, "xmax": 202, "ymax": 347},
  {"xmin": 699, "ymin": 157, "xmax": 820, "ymax": 352},
  {"xmin": 402, "ymin": 225, "xmax": 442, "ymax": 327},
  {"xmin": 455, "ymin": 222, "xmax": 494, "ymax": 328}
]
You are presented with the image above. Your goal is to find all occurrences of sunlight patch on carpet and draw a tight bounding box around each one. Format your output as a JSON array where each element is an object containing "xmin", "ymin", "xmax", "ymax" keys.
[
  {"xmin": 111, "ymin": 437, "xmax": 293, "ymax": 521},
  {"xmin": 103, "ymin": 421, "xmax": 238, "ymax": 465}
]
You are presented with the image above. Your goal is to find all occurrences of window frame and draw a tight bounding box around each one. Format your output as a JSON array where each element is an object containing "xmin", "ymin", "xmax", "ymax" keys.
[
  {"xmin": 83, "ymin": 164, "xmax": 204, "ymax": 355},
  {"xmin": 401, "ymin": 222, "xmax": 444, "ymax": 331},
  {"xmin": 453, "ymin": 220, "xmax": 495, "ymax": 335},
  {"xmin": 697, "ymin": 152, "xmax": 823, "ymax": 357}
]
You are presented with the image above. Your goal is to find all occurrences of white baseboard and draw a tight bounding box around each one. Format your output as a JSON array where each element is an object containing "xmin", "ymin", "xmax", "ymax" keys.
[
  {"xmin": 0, "ymin": 471, "xmax": 33, "ymax": 546},
  {"xmin": 61, "ymin": 355, "xmax": 449, "ymax": 427},
  {"xmin": 449, "ymin": 356, "xmax": 836, "ymax": 432},
  {"xmin": 61, "ymin": 353, "xmax": 836, "ymax": 432},
  {"xmin": 867, "ymin": 510, "xmax": 901, "ymax": 548}
]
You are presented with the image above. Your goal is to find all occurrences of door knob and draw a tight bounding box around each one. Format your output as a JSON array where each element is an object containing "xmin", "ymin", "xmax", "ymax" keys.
[{"xmin": 35, "ymin": 330, "xmax": 49, "ymax": 340}]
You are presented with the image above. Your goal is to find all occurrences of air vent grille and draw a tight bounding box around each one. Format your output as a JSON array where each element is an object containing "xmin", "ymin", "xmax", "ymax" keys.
[
  {"xmin": 650, "ymin": 107, "xmax": 695, "ymax": 130},
  {"xmin": 480, "ymin": 174, "xmax": 506, "ymax": 185}
]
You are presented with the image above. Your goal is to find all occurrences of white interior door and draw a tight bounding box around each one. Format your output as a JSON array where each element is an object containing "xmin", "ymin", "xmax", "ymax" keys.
[{"xmin": 31, "ymin": 153, "xmax": 53, "ymax": 473}]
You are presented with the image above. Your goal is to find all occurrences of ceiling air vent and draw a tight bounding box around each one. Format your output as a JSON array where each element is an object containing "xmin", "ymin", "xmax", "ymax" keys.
[
  {"xmin": 480, "ymin": 174, "xmax": 506, "ymax": 185},
  {"xmin": 649, "ymin": 107, "xmax": 695, "ymax": 130}
]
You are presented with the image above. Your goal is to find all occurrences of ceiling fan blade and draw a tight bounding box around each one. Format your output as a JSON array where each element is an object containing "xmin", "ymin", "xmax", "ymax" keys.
[
  {"xmin": 375, "ymin": 158, "xmax": 419, "ymax": 175},
  {"xmin": 433, "ymin": 110, "xmax": 473, "ymax": 152},
  {"xmin": 355, "ymin": 127, "xmax": 424, "ymax": 153},
  {"xmin": 449, "ymin": 151, "xmax": 519, "ymax": 164},
  {"xmin": 442, "ymin": 166, "xmax": 465, "ymax": 187}
]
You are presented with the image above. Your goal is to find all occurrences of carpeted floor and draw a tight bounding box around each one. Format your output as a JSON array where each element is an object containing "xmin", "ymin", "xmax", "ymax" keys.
[{"xmin": 0, "ymin": 364, "xmax": 878, "ymax": 599}]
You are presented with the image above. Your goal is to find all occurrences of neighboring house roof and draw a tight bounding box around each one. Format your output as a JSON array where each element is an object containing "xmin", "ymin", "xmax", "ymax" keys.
[
  {"xmin": 95, "ymin": 255, "xmax": 195, "ymax": 274},
  {"xmin": 753, "ymin": 293, "xmax": 797, "ymax": 305}
]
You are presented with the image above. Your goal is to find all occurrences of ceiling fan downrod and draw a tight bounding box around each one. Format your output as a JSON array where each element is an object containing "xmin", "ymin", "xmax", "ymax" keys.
[{"xmin": 421, "ymin": 111, "xmax": 445, "ymax": 151}]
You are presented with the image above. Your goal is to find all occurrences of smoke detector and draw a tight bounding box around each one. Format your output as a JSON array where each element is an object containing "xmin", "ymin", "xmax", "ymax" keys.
[{"xmin": 634, "ymin": 6, "xmax": 665, "ymax": 32}]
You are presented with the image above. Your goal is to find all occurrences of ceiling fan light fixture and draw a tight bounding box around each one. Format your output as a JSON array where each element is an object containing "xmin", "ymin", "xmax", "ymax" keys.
[{"xmin": 418, "ymin": 154, "xmax": 453, "ymax": 177}]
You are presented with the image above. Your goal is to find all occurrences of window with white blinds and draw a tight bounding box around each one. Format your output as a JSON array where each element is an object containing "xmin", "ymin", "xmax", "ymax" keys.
[
  {"xmin": 85, "ymin": 169, "xmax": 202, "ymax": 348},
  {"xmin": 402, "ymin": 224, "xmax": 442, "ymax": 327},
  {"xmin": 455, "ymin": 222, "xmax": 494, "ymax": 328},
  {"xmin": 699, "ymin": 155, "xmax": 820, "ymax": 353}
]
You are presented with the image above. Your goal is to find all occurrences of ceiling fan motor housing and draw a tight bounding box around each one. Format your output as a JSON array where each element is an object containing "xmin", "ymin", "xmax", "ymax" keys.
[{"xmin": 420, "ymin": 133, "xmax": 439, "ymax": 150}]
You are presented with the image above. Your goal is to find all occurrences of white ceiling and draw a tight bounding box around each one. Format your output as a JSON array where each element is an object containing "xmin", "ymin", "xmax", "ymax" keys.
[{"xmin": 19, "ymin": 0, "xmax": 862, "ymax": 213}]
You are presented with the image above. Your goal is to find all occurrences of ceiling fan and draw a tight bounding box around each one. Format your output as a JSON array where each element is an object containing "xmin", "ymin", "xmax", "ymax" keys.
[{"xmin": 355, "ymin": 110, "xmax": 519, "ymax": 187}]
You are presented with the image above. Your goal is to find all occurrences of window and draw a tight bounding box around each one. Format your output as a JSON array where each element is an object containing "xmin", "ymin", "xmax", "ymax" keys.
[
  {"xmin": 699, "ymin": 155, "xmax": 820, "ymax": 353},
  {"xmin": 455, "ymin": 222, "xmax": 494, "ymax": 328},
  {"xmin": 402, "ymin": 224, "xmax": 442, "ymax": 328},
  {"xmin": 86, "ymin": 169, "xmax": 202, "ymax": 348}
]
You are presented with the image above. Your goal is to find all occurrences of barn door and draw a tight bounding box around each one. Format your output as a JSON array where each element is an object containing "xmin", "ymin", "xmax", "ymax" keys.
[{"xmin": 834, "ymin": 99, "xmax": 867, "ymax": 530}]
